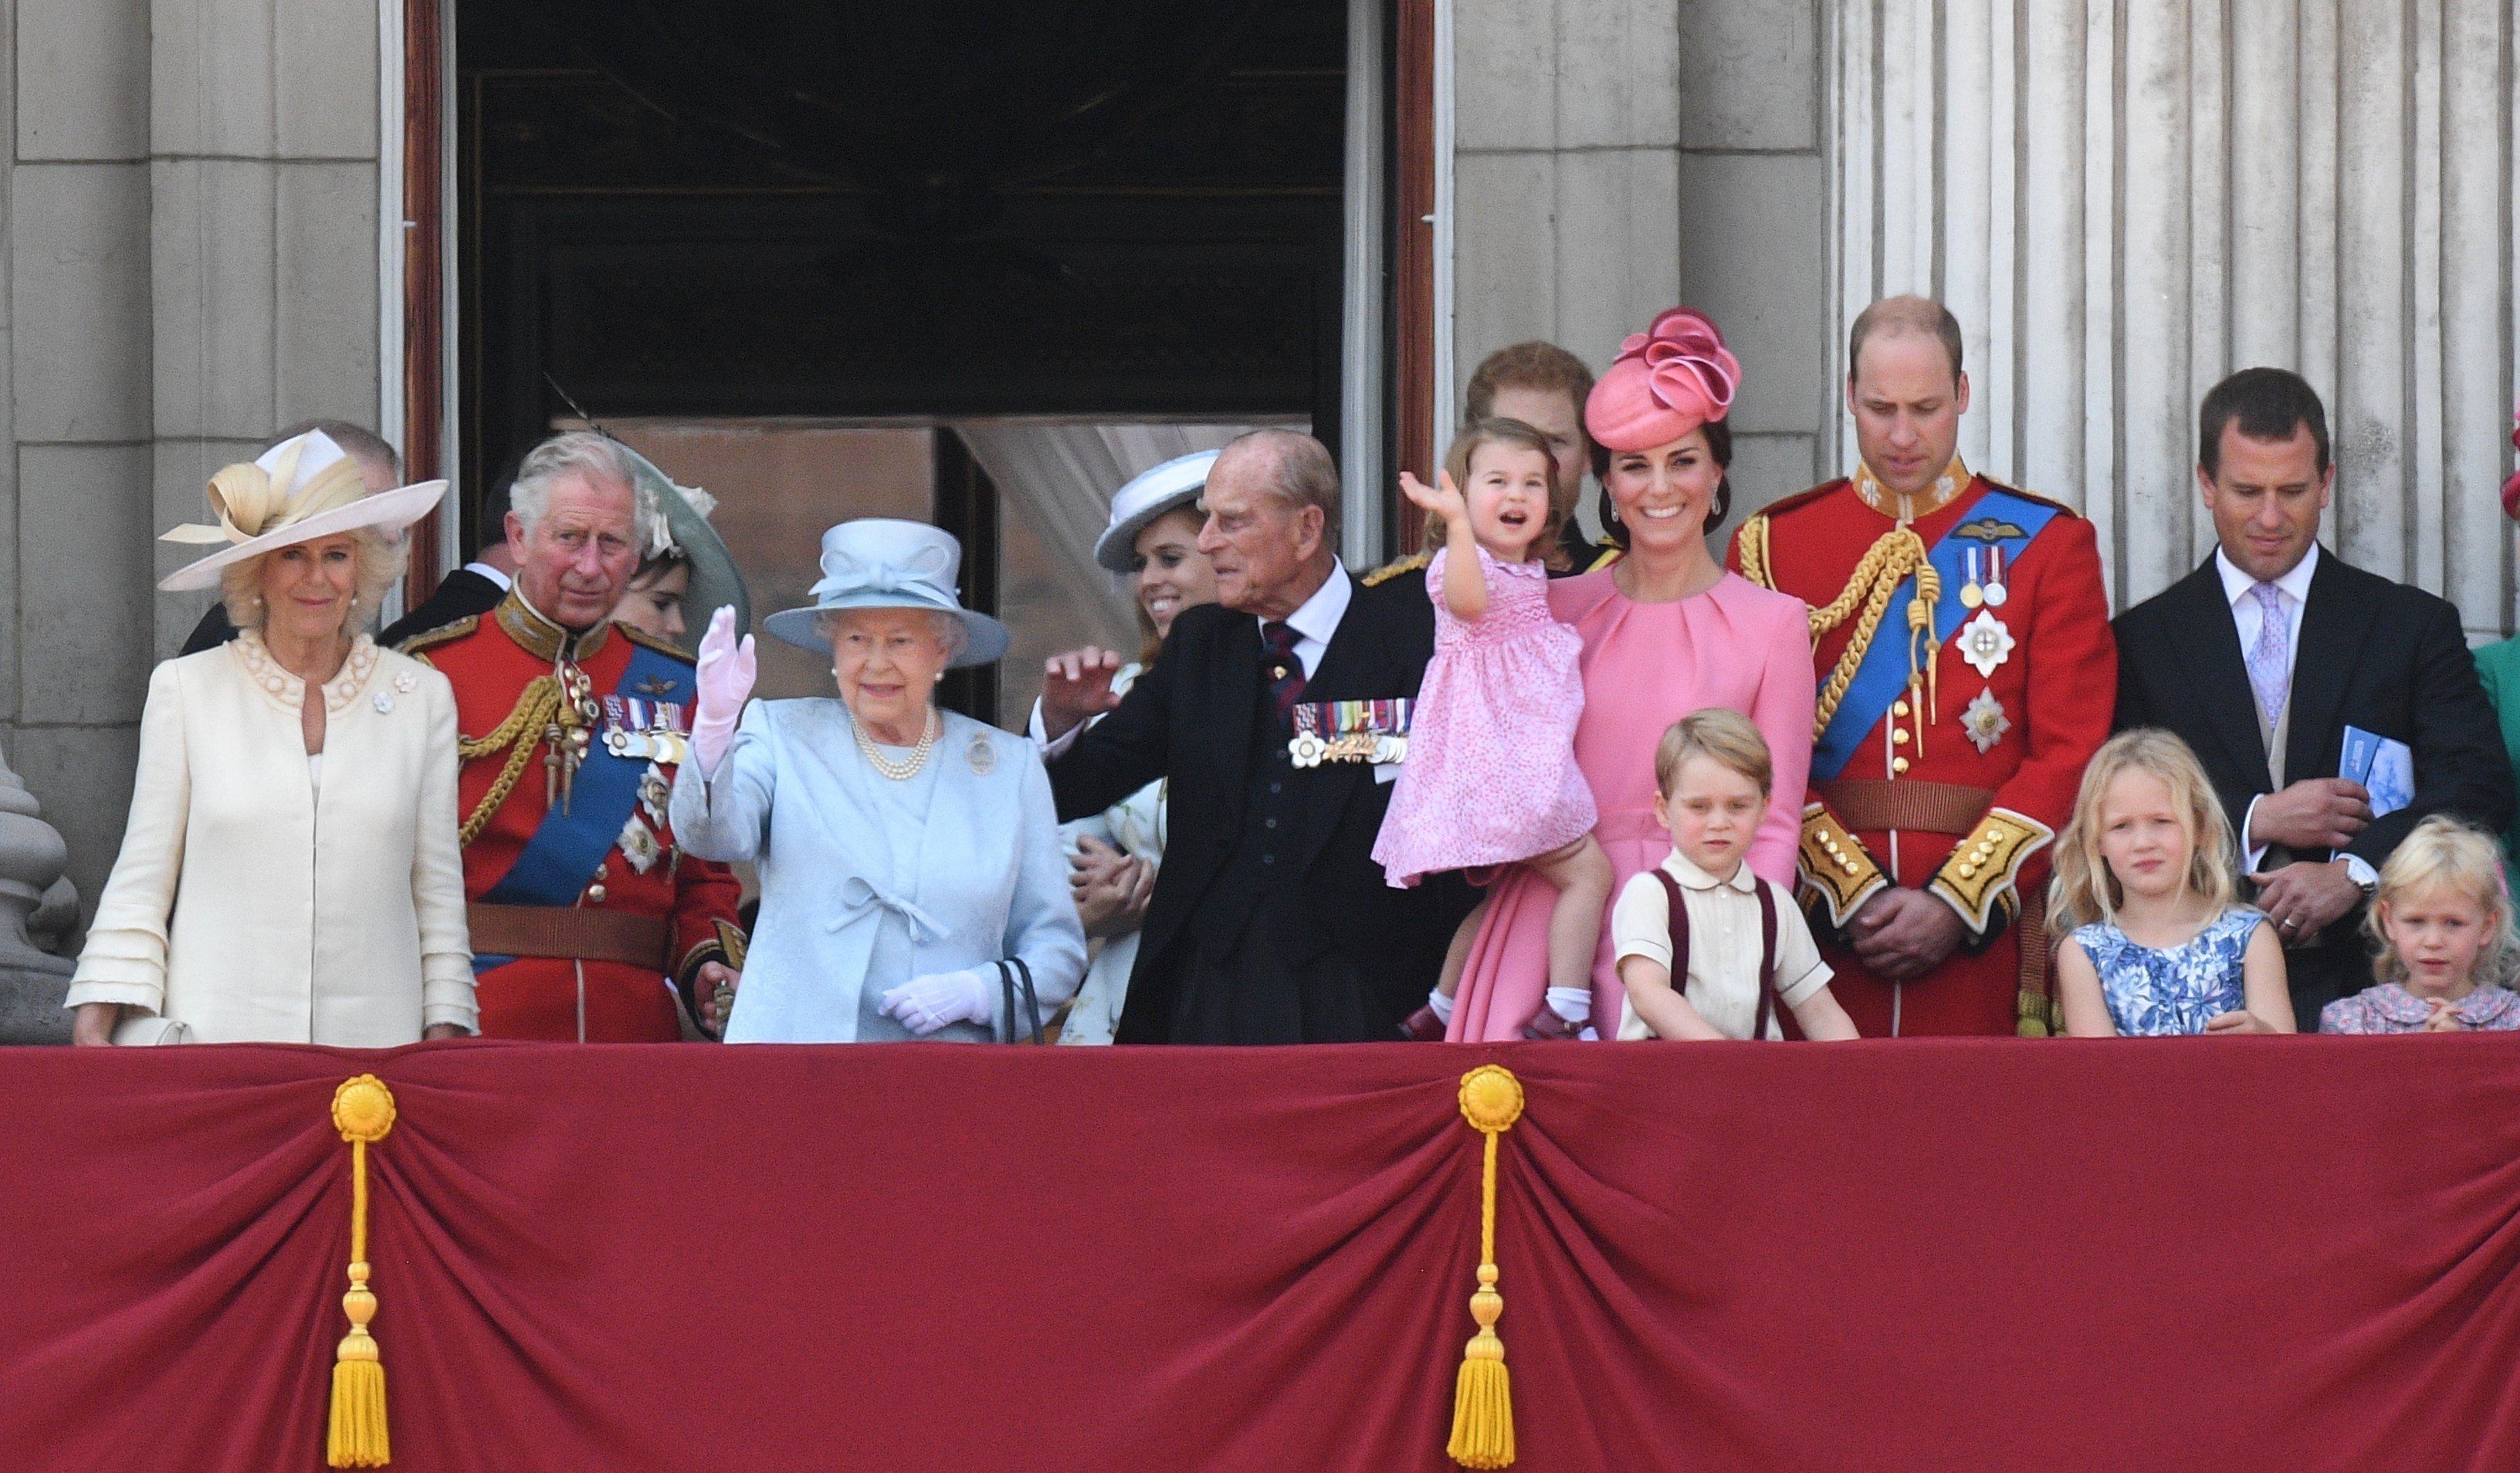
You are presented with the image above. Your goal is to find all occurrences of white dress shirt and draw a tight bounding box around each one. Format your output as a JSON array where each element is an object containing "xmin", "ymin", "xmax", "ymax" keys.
[
  {"xmin": 2215, "ymin": 541, "xmax": 2375, "ymax": 886},
  {"xmin": 2213, "ymin": 540, "xmax": 2316, "ymax": 686},
  {"xmin": 463, "ymin": 560, "xmax": 513, "ymax": 591}
]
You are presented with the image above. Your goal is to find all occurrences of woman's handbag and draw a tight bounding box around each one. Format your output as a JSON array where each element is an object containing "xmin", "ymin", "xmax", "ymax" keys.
[
  {"xmin": 994, "ymin": 957, "xmax": 1045, "ymax": 1045},
  {"xmin": 110, "ymin": 1014, "xmax": 193, "ymax": 1046}
]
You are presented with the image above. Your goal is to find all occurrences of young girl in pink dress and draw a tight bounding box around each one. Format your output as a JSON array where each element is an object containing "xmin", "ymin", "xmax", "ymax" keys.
[{"xmin": 1376, "ymin": 418, "xmax": 1614, "ymax": 1036}]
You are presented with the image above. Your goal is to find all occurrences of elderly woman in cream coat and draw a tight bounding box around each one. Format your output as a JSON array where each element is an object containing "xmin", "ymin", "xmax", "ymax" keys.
[
  {"xmin": 675, "ymin": 520, "xmax": 1084, "ymax": 1042},
  {"xmin": 66, "ymin": 430, "xmax": 474, "ymax": 1045}
]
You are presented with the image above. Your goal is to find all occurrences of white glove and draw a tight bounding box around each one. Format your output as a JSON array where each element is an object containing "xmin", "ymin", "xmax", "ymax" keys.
[
  {"xmin": 692, "ymin": 605, "xmax": 757, "ymax": 780},
  {"xmin": 879, "ymin": 968, "xmax": 994, "ymax": 1035}
]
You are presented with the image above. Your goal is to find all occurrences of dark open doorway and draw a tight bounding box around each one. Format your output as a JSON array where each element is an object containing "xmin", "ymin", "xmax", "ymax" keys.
[{"xmin": 452, "ymin": 3, "xmax": 1361, "ymax": 723}]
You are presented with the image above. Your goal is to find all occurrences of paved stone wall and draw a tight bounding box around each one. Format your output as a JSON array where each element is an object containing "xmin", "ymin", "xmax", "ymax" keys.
[
  {"xmin": 1451, "ymin": 0, "xmax": 1830, "ymax": 525},
  {"xmin": 5, "ymin": 0, "xmax": 381, "ymax": 931}
]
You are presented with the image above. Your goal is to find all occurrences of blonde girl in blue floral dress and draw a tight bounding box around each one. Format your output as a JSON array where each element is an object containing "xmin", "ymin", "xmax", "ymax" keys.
[{"xmin": 2051, "ymin": 730, "xmax": 2294, "ymax": 1036}]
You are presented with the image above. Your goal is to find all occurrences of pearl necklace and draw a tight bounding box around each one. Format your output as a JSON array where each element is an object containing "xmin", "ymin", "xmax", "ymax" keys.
[{"xmin": 852, "ymin": 708, "xmax": 940, "ymax": 781}]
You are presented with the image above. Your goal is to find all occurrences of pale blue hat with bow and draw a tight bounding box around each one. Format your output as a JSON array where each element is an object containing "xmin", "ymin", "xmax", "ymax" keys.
[{"xmin": 762, "ymin": 518, "xmax": 1010, "ymax": 667}]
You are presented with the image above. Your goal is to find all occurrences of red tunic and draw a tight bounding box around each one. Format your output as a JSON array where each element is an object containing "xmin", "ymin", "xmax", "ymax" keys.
[
  {"xmin": 1731, "ymin": 465, "xmax": 2115, "ymax": 1035},
  {"xmin": 407, "ymin": 594, "xmax": 743, "ymax": 1041}
]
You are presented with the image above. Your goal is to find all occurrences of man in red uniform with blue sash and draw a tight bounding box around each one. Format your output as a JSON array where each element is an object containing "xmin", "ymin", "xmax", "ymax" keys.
[
  {"xmin": 405, "ymin": 432, "xmax": 743, "ymax": 1041},
  {"xmin": 1730, "ymin": 297, "xmax": 2115, "ymax": 1036}
]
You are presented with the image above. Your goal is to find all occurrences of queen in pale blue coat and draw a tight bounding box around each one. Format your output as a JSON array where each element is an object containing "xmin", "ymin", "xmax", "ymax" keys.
[{"xmin": 672, "ymin": 520, "xmax": 1085, "ymax": 1042}]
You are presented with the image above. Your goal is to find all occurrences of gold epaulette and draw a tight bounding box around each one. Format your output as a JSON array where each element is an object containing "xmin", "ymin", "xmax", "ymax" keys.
[
  {"xmin": 1361, "ymin": 550, "xmax": 1431, "ymax": 588},
  {"xmin": 396, "ymin": 614, "xmax": 478, "ymax": 664},
  {"xmin": 1926, "ymin": 806, "xmax": 2054, "ymax": 934},
  {"xmin": 1797, "ymin": 801, "xmax": 1888, "ymax": 929},
  {"xmin": 613, "ymin": 621, "xmax": 699, "ymax": 664}
]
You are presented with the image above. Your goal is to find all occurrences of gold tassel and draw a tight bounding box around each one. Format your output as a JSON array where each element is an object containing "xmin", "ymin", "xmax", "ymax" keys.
[
  {"xmin": 327, "ymin": 1075, "xmax": 398, "ymax": 1468},
  {"xmin": 1448, "ymin": 1065, "xmax": 1526, "ymax": 1470}
]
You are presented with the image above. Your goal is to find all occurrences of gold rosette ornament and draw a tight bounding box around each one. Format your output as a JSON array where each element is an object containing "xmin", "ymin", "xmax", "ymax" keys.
[
  {"xmin": 1448, "ymin": 1065, "xmax": 1526, "ymax": 1469},
  {"xmin": 327, "ymin": 1075, "xmax": 398, "ymax": 1468}
]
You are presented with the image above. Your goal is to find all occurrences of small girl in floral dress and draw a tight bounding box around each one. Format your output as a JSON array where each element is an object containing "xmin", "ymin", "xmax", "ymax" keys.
[
  {"xmin": 1377, "ymin": 418, "xmax": 1611, "ymax": 1038},
  {"xmin": 2051, "ymin": 730, "xmax": 2293, "ymax": 1036},
  {"xmin": 2321, "ymin": 816, "xmax": 2520, "ymax": 1033}
]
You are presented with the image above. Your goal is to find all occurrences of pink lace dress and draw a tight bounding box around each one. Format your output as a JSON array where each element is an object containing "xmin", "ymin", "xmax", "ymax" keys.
[{"xmin": 1372, "ymin": 546, "xmax": 1595, "ymax": 887}]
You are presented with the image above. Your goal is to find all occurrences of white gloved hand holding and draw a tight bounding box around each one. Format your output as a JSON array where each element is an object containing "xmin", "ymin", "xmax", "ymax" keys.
[
  {"xmin": 879, "ymin": 968, "xmax": 995, "ymax": 1035},
  {"xmin": 692, "ymin": 605, "xmax": 757, "ymax": 779}
]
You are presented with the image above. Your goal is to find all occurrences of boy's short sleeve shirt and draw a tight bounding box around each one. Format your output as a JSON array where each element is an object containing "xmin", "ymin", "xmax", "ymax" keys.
[{"xmin": 1611, "ymin": 852, "xmax": 1832, "ymax": 1040}]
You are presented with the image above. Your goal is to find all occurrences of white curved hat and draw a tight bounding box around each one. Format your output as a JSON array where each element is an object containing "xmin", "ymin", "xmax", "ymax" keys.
[
  {"xmin": 1092, "ymin": 449, "xmax": 1218, "ymax": 574},
  {"xmin": 157, "ymin": 430, "xmax": 446, "ymax": 592}
]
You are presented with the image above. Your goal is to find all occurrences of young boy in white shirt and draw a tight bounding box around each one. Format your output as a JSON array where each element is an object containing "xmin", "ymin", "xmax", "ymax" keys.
[{"xmin": 1613, "ymin": 709, "xmax": 1861, "ymax": 1041}]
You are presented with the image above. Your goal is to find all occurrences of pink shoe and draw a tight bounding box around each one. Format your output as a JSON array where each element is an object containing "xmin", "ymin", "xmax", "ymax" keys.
[
  {"xmin": 1521, "ymin": 1008, "xmax": 1577, "ymax": 1041},
  {"xmin": 1397, "ymin": 1004, "xmax": 1447, "ymax": 1041}
]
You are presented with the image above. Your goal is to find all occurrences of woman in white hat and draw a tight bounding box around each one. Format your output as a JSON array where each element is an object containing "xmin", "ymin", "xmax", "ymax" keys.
[
  {"xmin": 66, "ymin": 430, "xmax": 474, "ymax": 1045},
  {"xmin": 1052, "ymin": 449, "xmax": 1219, "ymax": 1044},
  {"xmin": 672, "ymin": 519, "xmax": 1085, "ymax": 1041}
]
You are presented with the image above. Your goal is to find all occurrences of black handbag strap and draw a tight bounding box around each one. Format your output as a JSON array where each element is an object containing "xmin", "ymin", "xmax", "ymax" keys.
[{"xmin": 995, "ymin": 958, "xmax": 1045, "ymax": 1045}]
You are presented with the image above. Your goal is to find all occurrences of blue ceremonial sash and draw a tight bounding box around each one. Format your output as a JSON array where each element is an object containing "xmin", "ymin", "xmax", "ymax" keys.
[
  {"xmin": 1810, "ymin": 487, "xmax": 2060, "ymax": 781},
  {"xmin": 476, "ymin": 640, "xmax": 694, "ymax": 972}
]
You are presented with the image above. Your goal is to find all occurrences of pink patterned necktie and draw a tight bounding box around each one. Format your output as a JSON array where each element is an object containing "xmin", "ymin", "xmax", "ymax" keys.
[{"xmin": 2245, "ymin": 581, "xmax": 2291, "ymax": 725}]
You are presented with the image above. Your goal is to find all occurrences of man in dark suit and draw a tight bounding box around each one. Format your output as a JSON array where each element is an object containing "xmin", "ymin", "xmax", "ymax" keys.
[
  {"xmin": 1038, "ymin": 429, "xmax": 1468, "ymax": 1042},
  {"xmin": 2113, "ymin": 368, "xmax": 2512, "ymax": 1024}
]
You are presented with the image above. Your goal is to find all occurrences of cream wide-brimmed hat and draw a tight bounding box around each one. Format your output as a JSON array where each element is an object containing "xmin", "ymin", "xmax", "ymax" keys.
[
  {"xmin": 761, "ymin": 519, "xmax": 1010, "ymax": 668},
  {"xmin": 156, "ymin": 431, "xmax": 448, "ymax": 592},
  {"xmin": 1092, "ymin": 449, "xmax": 1218, "ymax": 574}
]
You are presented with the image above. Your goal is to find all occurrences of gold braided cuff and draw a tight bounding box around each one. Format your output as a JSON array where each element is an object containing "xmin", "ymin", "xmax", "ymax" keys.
[
  {"xmin": 1797, "ymin": 802, "xmax": 1888, "ymax": 929},
  {"xmin": 1927, "ymin": 806, "xmax": 2054, "ymax": 935},
  {"xmin": 712, "ymin": 919, "xmax": 749, "ymax": 974}
]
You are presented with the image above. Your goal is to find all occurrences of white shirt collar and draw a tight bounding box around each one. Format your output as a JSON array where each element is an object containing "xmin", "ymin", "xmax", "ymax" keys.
[
  {"xmin": 1271, "ymin": 560, "xmax": 1351, "ymax": 648},
  {"xmin": 1661, "ymin": 848, "xmax": 1759, "ymax": 893},
  {"xmin": 463, "ymin": 560, "xmax": 513, "ymax": 591},
  {"xmin": 2213, "ymin": 540, "xmax": 2318, "ymax": 608}
]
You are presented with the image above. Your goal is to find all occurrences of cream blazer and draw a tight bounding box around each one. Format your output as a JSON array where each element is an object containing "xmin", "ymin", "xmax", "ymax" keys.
[{"xmin": 67, "ymin": 635, "xmax": 475, "ymax": 1044}]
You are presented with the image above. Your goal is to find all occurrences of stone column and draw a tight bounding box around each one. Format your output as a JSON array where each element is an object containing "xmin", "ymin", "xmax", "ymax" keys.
[{"xmin": 0, "ymin": 739, "xmax": 78, "ymax": 1044}]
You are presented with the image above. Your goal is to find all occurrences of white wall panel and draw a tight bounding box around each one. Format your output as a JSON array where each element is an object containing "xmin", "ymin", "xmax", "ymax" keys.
[{"xmin": 1831, "ymin": 0, "xmax": 2520, "ymax": 632}]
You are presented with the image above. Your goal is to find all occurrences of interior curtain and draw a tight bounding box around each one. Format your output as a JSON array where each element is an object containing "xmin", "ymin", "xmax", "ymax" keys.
[{"xmin": 950, "ymin": 422, "xmax": 1299, "ymax": 649}]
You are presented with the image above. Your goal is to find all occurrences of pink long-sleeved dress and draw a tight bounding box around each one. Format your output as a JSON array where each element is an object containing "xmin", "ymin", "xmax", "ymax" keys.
[{"xmin": 1446, "ymin": 567, "xmax": 1817, "ymax": 1041}]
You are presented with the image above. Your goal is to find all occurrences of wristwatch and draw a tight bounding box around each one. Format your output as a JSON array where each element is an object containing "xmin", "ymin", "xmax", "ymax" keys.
[{"xmin": 2343, "ymin": 853, "xmax": 2379, "ymax": 898}]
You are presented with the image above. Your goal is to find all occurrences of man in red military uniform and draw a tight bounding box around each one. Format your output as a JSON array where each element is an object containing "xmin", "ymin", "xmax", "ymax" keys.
[
  {"xmin": 405, "ymin": 432, "xmax": 743, "ymax": 1041},
  {"xmin": 1729, "ymin": 296, "xmax": 2115, "ymax": 1035}
]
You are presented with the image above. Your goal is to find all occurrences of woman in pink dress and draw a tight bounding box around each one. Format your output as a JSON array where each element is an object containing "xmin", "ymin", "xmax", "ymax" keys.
[{"xmin": 1448, "ymin": 308, "xmax": 1817, "ymax": 1041}]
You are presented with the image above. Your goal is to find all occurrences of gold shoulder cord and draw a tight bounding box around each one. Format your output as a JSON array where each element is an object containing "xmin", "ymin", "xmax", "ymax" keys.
[
  {"xmin": 455, "ymin": 675, "xmax": 560, "ymax": 845},
  {"xmin": 1805, "ymin": 528, "xmax": 1939, "ymax": 745}
]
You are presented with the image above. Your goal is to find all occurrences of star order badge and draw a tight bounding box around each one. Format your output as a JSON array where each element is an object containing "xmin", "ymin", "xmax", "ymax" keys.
[
  {"xmin": 1962, "ymin": 686, "xmax": 2011, "ymax": 753},
  {"xmin": 1958, "ymin": 610, "xmax": 2016, "ymax": 678}
]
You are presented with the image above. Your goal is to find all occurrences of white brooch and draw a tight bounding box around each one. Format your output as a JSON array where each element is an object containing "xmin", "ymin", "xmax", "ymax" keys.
[
  {"xmin": 967, "ymin": 733, "xmax": 997, "ymax": 776},
  {"xmin": 1289, "ymin": 733, "xmax": 1328, "ymax": 768},
  {"xmin": 371, "ymin": 692, "xmax": 394, "ymax": 713},
  {"xmin": 1958, "ymin": 610, "xmax": 2016, "ymax": 679},
  {"xmin": 393, "ymin": 672, "xmax": 418, "ymax": 693},
  {"xmin": 616, "ymin": 813, "xmax": 661, "ymax": 875},
  {"xmin": 1963, "ymin": 687, "xmax": 2011, "ymax": 754}
]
